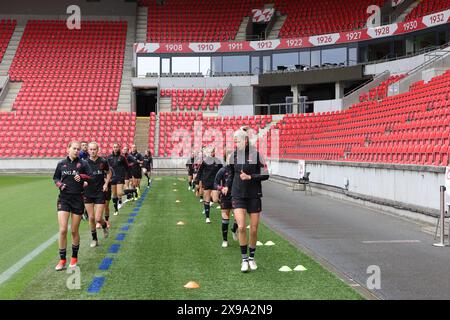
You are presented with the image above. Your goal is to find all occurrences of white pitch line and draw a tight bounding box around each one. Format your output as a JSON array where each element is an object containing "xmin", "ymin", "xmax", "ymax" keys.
[
  {"xmin": 0, "ymin": 232, "xmax": 59, "ymax": 286},
  {"xmin": 362, "ymin": 240, "xmax": 421, "ymax": 244}
]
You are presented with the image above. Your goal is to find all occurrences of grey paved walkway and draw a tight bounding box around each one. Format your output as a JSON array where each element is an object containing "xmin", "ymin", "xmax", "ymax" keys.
[{"xmin": 261, "ymin": 181, "xmax": 450, "ymax": 300}]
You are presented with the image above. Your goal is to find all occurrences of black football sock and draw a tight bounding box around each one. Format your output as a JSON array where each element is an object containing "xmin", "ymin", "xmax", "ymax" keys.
[
  {"xmin": 240, "ymin": 245, "xmax": 248, "ymax": 261},
  {"xmin": 72, "ymin": 244, "xmax": 80, "ymax": 259},
  {"xmin": 112, "ymin": 197, "xmax": 118, "ymax": 211},
  {"xmin": 249, "ymin": 247, "xmax": 256, "ymax": 260},
  {"xmin": 204, "ymin": 203, "xmax": 210, "ymax": 218},
  {"xmin": 59, "ymin": 248, "xmax": 67, "ymax": 261},
  {"xmin": 222, "ymin": 219, "xmax": 229, "ymax": 241}
]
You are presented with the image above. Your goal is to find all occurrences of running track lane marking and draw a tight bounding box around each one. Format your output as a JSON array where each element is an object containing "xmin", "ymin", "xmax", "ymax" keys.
[
  {"xmin": 116, "ymin": 233, "xmax": 126, "ymax": 241},
  {"xmin": 86, "ymin": 184, "xmax": 151, "ymax": 294},
  {"xmin": 87, "ymin": 277, "xmax": 106, "ymax": 294},
  {"xmin": 108, "ymin": 244, "xmax": 121, "ymax": 254},
  {"xmin": 0, "ymin": 232, "xmax": 59, "ymax": 286},
  {"xmin": 99, "ymin": 258, "xmax": 114, "ymax": 271}
]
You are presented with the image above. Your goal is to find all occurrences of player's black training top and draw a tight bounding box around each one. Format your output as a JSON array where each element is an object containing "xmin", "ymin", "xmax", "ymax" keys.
[
  {"xmin": 186, "ymin": 156, "xmax": 195, "ymax": 173},
  {"xmin": 85, "ymin": 157, "xmax": 110, "ymax": 196},
  {"xmin": 193, "ymin": 155, "xmax": 203, "ymax": 174},
  {"xmin": 130, "ymin": 151, "xmax": 144, "ymax": 169},
  {"xmin": 107, "ymin": 152, "xmax": 130, "ymax": 178},
  {"xmin": 53, "ymin": 156, "xmax": 92, "ymax": 195},
  {"xmin": 214, "ymin": 165, "xmax": 233, "ymax": 195},
  {"xmin": 143, "ymin": 155, "xmax": 153, "ymax": 170},
  {"xmin": 195, "ymin": 156, "xmax": 223, "ymax": 186},
  {"xmin": 227, "ymin": 146, "xmax": 269, "ymax": 198}
]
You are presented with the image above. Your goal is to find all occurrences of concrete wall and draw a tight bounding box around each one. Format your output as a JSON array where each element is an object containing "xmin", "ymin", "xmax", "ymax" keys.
[
  {"xmin": 132, "ymin": 75, "xmax": 258, "ymax": 89},
  {"xmin": 0, "ymin": 158, "xmax": 60, "ymax": 173},
  {"xmin": 267, "ymin": 158, "xmax": 445, "ymax": 212},
  {"xmin": 364, "ymin": 51, "xmax": 431, "ymax": 76},
  {"xmin": 219, "ymin": 105, "xmax": 254, "ymax": 116},
  {"xmin": 228, "ymin": 86, "xmax": 253, "ymax": 105},
  {"xmin": 0, "ymin": 0, "xmax": 137, "ymax": 16},
  {"xmin": 313, "ymin": 99, "xmax": 343, "ymax": 113}
]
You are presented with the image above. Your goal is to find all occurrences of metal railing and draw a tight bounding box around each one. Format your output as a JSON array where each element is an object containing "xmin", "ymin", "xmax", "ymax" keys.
[
  {"xmin": 389, "ymin": 44, "xmax": 450, "ymax": 95},
  {"xmin": 342, "ymin": 70, "xmax": 390, "ymax": 109}
]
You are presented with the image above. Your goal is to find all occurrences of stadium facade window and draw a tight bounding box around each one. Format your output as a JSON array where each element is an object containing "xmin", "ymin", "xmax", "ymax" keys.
[
  {"xmin": 223, "ymin": 55, "xmax": 250, "ymax": 73},
  {"xmin": 394, "ymin": 40, "xmax": 405, "ymax": 58},
  {"xmin": 251, "ymin": 56, "xmax": 260, "ymax": 74},
  {"xmin": 348, "ymin": 47, "xmax": 357, "ymax": 65},
  {"xmin": 414, "ymin": 32, "xmax": 437, "ymax": 51},
  {"xmin": 311, "ymin": 49, "xmax": 321, "ymax": 67},
  {"xmin": 272, "ymin": 52, "xmax": 299, "ymax": 70},
  {"xmin": 200, "ymin": 57, "xmax": 211, "ymax": 76},
  {"xmin": 137, "ymin": 57, "xmax": 160, "ymax": 77},
  {"xmin": 321, "ymin": 47, "xmax": 347, "ymax": 65},
  {"xmin": 263, "ymin": 55, "xmax": 271, "ymax": 72},
  {"xmin": 212, "ymin": 56, "xmax": 222, "ymax": 74},
  {"xmin": 161, "ymin": 58, "xmax": 170, "ymax": 74},
  {"xmin": 172, "ymin": 56, "xmax": 200, "ymax": 73},
  {"xmin": 299, "ymin": 51, "xmax": 310, "ymax": 66}
]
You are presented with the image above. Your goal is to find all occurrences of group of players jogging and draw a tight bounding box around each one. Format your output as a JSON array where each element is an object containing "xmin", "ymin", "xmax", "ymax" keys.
[
  {"xmin": 52, "ymin": 141, "xmax": 153, "ymax": 271},
  {"xmin": 52, "ymin": 126, "xmax": 268, "ymax": 273},
  {"xmin": 187, "ymin": 127, "xmax": 269, "ymax": 272}
]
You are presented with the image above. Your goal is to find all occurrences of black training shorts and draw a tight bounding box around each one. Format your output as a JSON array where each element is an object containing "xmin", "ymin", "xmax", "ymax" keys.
[
  {"xmin": 111, "ymin": 176, "xmax": 125, "ymax": 185},
  {"xmin": 202, "ymin": 181, "xmax": 215, "ymax": 190},
  {"xmin": 104, "ymin": 188, "xmax": 112, "ymax": 201},
  {"xmin": 220, "ymin": 195, "xmax": 232, "ymax": 210},
  {"xmin": 84, "ymin": 192, "xmax": 106, "ymax": 205},
  {"xmin": 232, "ymin": 197, "xmax": 262, "ymax": 213},
  {"xmin": 57, "ymin": 193, "xmax": 84, "ymax": 215},
  {"xmin": 131, "ymin": 166, "xmax": 142, "ymax": 179}
]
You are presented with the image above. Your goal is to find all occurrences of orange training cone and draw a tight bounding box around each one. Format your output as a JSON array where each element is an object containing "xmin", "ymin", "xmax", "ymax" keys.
[{"xmin": 184, "ymin": 281, "xmax": 200, "ymax": 289}]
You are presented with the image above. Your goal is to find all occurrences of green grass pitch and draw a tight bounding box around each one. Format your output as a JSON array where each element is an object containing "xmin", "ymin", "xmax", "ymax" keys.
[{"xmin": 0, "ymin": 175, "xmax": 363, "ymax": 300}]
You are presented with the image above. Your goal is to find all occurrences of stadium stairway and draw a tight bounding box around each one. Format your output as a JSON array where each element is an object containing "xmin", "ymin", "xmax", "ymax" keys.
[
  {"xmin": 135, "ymin": 117, "xmax": 150, "ymax": 152},
  {"xmin": 0, "ymin": 24, "xmax": 23, "ymax": 77},
  {"xmin": 235, "ymin": 17, "xmax": 250, "ymax": 41},
  {"xmin": 0, "ymin": 81, "xmax": 21, "ymax": 112},
  {"xmin": 267, "ymin": 14, "xmax": 287, "ymax": 40},
  {"xmin": 395, "ymin": 0, "xmax": 422, "ymax": 22},
  {"xmin": 136, "ymin": 6, "xmax": 148, "ymax": 43},
  {"xmin": 117, "ymin": 19, "xmax": 136, "ymax": 112}
]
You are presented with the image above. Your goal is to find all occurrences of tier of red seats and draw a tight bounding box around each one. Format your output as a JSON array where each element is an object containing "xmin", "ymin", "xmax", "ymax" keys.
[
  {"xmin": 9, "ymin": 20, "xmax": 126, "ymax": 112},
  {"xmin": 0, "ymin": 20, "xmax": 134, "ymax": 158},
  {"xmin": 405, "ymin": 0, "xmax": 450, "ymax": 21},
  {"xmin": 278, "ymin": 0, "xmax": 386, "ymax": 38},
  {"xmin": 0, "ymin": 111, "xmax": 135, "ymax": 158},
  {"xmin": 160, "ymin": 88, "xmax": 227, "ymax": 111},
  {"xmin": 148, "ymin": 112, "xmax": 157, "ymax": 155},
  {"xmin": 140, "ymin": 0, "xmax": 389, "ymax": 41},
  {"xmin": 359, "ymin": 74, "xmax": 406, "ymax": 102},
  {"xmin": 0, "ymin": 19, "xmax": 16, "ymax": 63},
  {"xmin": 276, "ymin": 69, "xmax": 450, "ymax": 166},
  {"xmin": 156, "ymin": 112, "xmax": 272, "ymax": 157},
  {"xmin": 143, "ymin": 0, "xmax": 261, "ymax": 42}
]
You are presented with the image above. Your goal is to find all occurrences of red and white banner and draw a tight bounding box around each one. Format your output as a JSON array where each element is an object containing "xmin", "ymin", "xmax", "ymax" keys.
[
  {"xmin": 135, "ymin": 9, "xmax": 450, "ymax": 54},
  {"xmin": 392, "ymin": 0, "xmax": 404, "ymax": 7},
  {"xmin": 252, "ymin": 8, "xmax": 275, "ymax": 23}
]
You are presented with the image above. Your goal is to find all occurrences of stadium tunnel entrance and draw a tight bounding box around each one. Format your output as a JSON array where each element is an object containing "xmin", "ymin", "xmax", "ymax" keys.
[{"xmin": 136, "ymin": 88, "xmax": 157, "ymax": 116}]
